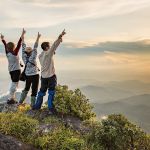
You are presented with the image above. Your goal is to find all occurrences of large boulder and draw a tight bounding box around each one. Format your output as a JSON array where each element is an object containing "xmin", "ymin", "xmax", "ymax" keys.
[{"xmin": 0, "ymin": 134, "xmax": 37, "ymax": 150}]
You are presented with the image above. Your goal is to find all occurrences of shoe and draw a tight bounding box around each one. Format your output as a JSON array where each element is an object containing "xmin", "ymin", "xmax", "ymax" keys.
[
  {"xmin": 7, "ymin": 99, "xmax": 18, "ymax": 104},
  {"xmin": 48, "ymin": 110, "xmax": 53, "ymax": 115},
  {"xmin": 50, "ymin": 108, "xmax": 57, "ymax": 114}
]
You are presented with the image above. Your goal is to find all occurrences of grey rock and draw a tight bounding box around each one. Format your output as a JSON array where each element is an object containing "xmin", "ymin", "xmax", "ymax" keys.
[
  {"xmin": 61, "ymin": 115, "xmax": 91, "ymax": 134},
  {"xmin": 0, "ymin": 102, "xmax": 18, "ymax": 113},
  {"xmin": 26, "ymin": 109, "xmax": 90, "ymax": 134},
  {"xmin": 0, "ymin": 134, "xmax": 37, "ymax": 150}
]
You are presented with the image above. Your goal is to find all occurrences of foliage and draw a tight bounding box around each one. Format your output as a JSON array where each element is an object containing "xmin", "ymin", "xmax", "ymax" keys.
[
  {"xmin": 54, "ymin": 85, "xmax": 96, "ymax": 120},
  {"xmin": 34, "ymin": 127, "xmax": 86, "ymax": 150},
  {"xmin": 0, "ymin": 112, "xmax": 38, "ymax": 142},
  {"xmin": 18, "ymin": 104, "xmax": 31, "ymax": 112},
  {"xmin": 88, "ymin": 114, "xmax": 150, "ymax": 150},
  {"xmin": 0, "ymin": 111, "xmax": 150, "ymax": 150},
  {"xmin": 0, "ymin": 112, "xmax": 86, "ymax": 149}
]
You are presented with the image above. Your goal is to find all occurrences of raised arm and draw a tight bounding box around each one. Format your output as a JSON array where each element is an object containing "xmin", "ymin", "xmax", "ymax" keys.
[
  {"xmin": 22, "ymin": 37, "xmax": 27, "ymax": 64},
  {"xmin": 29, "ymin": 32, "xmax": 41, "ymax": 63},
  {"xmin": 49, "ymin": 29, "xmax": 66, "ymax": 57},
  {"xmin": 0, "ymin": 34, "xmax": 7, "ymax": 54},
  {"xmin": 33, "ymin": 32, "xmax": 41, "ymax": 49},
  {"xmin": 13, "ymin": 28, "xmax": 26, "ymax": 56}
]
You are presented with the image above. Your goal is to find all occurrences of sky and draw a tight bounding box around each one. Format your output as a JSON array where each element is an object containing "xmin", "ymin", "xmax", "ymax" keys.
[{"xmin": 0, "ymin": 0, "xmax": 150, "ymax": 86}]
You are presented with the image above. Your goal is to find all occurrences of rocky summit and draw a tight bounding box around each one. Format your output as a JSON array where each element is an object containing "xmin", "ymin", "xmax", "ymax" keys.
[{"xmin": 0, "ymin": 102, "xmax": 90, "ymax": 150}]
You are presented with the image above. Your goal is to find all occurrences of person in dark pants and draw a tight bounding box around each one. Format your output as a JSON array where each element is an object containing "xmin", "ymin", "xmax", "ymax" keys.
[
  {"xmin": 33, "ymin": 29, "xmax": 66, "ymax": 114},
  {"xmin": 19, "ymin": 32, "xmax": 41, "ymax": 107},
  {"xmin": 0, "ymin": 29, "xmax": 25, "ymax": 104},
  {"xmin": 36, "ymin": 75, "xmax": 57, "ymax": 110}
]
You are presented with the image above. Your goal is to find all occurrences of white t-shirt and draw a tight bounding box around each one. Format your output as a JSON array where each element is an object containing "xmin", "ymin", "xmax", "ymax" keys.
[{"xmin": 39, "ymin": 38, "xmax": 62, "ymax": 78}]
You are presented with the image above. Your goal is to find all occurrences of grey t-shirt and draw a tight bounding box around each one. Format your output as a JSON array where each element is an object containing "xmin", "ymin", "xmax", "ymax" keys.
[{"xmin": 6, "ymin": 52, "xmax": 21, "ymax": 72}]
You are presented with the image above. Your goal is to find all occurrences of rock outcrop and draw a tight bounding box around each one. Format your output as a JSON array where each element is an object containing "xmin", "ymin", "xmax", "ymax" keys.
[
  {"xmin": 0, "ymin": 134, "xmax": 37, "ymax": 150},
  {"xmin": 0, "ymin": 102, "xmax": 91, "ymax": 149},
  {"xmin": 0, "ymin": 102, "xmax": 18, "ymax": 113}
]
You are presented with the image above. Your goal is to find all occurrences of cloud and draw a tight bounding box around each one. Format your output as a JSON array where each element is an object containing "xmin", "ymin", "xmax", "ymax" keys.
[
  {"xmin": 0, "ymin": 0, "xmax": 150, "ymax": 28},
  {"xmin": 54, "ymin": 49, "xmax": 150, "ymax": 82},
  {"xmin": 56, "ymin": 40, "xmax": 150, "ymax": 56},
  {"xmin": 1, "ymin": 39, "xmax": 150, "ymax": 55}
]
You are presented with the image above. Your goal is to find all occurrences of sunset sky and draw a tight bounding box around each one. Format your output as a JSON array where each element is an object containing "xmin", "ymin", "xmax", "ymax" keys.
[{"xmin": 1, "ymin": 0, "xmax": 150, "ymax": 86}]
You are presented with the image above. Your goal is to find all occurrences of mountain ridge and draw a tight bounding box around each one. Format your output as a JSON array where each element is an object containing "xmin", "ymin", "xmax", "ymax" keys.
[{"xmin": 93, "ymin": 93, "xmax": 150, "ymax": 133}]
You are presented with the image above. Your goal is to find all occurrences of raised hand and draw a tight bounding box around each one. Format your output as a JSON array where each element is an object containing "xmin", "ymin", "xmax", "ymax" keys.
[
  {"xmin": 61, "ymin": 29, "xmax": 66, "ymax": 36},
  {"xmin": 22, "ymin": 28, "xmax": 26, "ymax": 35},
  {"xmin": 0, "ymin": 33, "xmax": 4, "ymax": 40},
  {"xmin": 58, "ymin": 29, "xmax": 66, "ymax": 40},
  {"xmin": 21, "ymin": 28, "xmax": 26, "ymax": 40},
  {"xmin": 35, "ymin": 32, "xmax": 41, "ymax": 45},
  {"xmin": 37, "ymin": 32, "xmax": 41, "ymax": 39}
]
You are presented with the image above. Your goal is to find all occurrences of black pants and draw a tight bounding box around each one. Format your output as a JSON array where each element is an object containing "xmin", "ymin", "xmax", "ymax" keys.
[
  {"xmin": 40, "ymin": 75, "xmax": 57, "ymax": 93},
  {"xmin": 24, "ymin": 74, "xmax": 39, "ymax": 96},
  {"xmin": 10, "ymin": 70, "xmax": 21, "ymax": 82}
]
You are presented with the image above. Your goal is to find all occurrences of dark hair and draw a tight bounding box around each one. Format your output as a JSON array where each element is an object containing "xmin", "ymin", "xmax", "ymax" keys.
[
  {"xmin": 41, "ymin": 42, "xmax": 50, "ymax": 50},
  {"xmin": 7, "ymin": 42, "xmax": 15, "ymax": 51}
]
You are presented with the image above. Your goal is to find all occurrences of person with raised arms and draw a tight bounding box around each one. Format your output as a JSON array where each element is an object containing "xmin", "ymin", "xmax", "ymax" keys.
[
  {"xmin": 33, "ymin": 29, "xmax": 66, "ymax": 114},
  {"xmin": 19, "ymin": 31, "xmax": 41, "ymax": 108},
  {"xmin": 0, "ymin": 29, "xmax": 25, "ymax": 104}
]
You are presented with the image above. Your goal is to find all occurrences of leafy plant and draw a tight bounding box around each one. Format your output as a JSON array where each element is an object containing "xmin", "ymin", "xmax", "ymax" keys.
[
  {"xmin": 88, "ymin": 114, "xmax": 150, "ymax": 150},
  {"xmin": 54, "ymin": 85, "xmax": 96, "ymax": 120},
  {"xmin": 0, "ymin": 112, "xmax": 38, "ymax": 142},
  {"xmin": 34, "ymin": 127, "xmax": 86, "ymax": 150}
]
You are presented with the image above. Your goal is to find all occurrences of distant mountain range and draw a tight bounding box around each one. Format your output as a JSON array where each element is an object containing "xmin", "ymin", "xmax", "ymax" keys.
[
  {"xmin": 93, "ymin": 94, "xmax": 150, "ymax": 133},
  {"xmin": 102, "ymin": 80, "xmax": 150, "ymax": 93},
  {"xmin": 81, "ymin": 80, "xmax": 150, "ymax": 103},
  {"xmin": 81, "ymin": 80, "xmax": 150, "ymax": 133}
]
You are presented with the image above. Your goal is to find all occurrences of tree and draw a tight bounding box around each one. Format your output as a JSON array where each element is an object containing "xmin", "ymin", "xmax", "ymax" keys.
[
  {"xmin": 88, "ymin": 114, "xmax": 150, "ymax": 150},
  {"xmin": 54, "ymin": 85, "xmax": 96, "ymax": 120}
]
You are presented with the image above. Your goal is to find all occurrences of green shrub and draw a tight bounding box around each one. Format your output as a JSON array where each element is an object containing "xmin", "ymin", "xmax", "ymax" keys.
[
  {"xmin": 34, "ymin": 127, "xmax": 86, "ymax": 150},
  {"xmin": 88, "ymin": 114, "xmax": 150, "ymax": 150},
  {"xmin": 0, "ymin": 112, "xmax": 38, "ymax": 142},
  {"xmin": 54, "ymin": 85, "xmax": 96, "ymax": 120}
]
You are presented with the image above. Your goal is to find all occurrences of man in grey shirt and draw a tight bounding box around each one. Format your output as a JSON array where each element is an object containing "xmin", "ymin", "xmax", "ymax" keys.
[{"xmin": 33, "ymin": 29, "xmax": 66, "ymax": 113}]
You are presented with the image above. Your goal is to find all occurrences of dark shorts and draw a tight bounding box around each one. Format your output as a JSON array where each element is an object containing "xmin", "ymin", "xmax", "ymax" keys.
[
  {"xmin": 9, "ymin": 70, "xmax": 21, "ymax": 82},
  {"xmin": 40, "ymin": 75, "xmax": 57, "ymax": 92}
]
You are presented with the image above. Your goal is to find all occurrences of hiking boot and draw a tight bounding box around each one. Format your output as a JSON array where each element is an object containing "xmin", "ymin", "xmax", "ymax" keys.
[
  {"xmin": 50, "ymin": 107, "xmax": 57, "ymax": 114},
  {"xmin": 32, "ymin": 91, "xmax": 45, "ymax": 110},
  {"xmin": 48, "ymin": 90, "xmax": 55, "ymax": 110},
  {"xmin": 19, "ymin": 90, "xmax": 28, "ymax": 104},
  {"xmin": 7, "ymin": 99, "xmax": 18, "ymax": 105},
  {"xmin": 31, "ymin": 96, "xmax": 36, "ymax": 108},
  {"xmin": 48, "ymin": 110, "xmax": 53, "ymax": 115}
]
